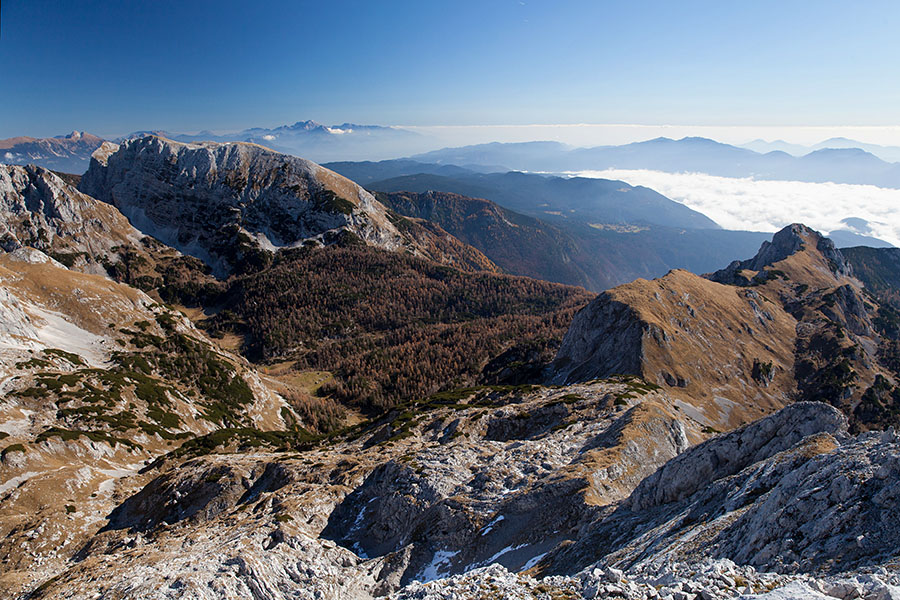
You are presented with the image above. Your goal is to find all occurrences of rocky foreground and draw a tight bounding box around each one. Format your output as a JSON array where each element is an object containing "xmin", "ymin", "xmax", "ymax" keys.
[{"xmin": 8, "ymin": 387, "xmax": 899, "ymax": 599}]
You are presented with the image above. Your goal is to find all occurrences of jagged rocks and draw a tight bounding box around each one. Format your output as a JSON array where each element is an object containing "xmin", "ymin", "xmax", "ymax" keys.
[
  {"xmin": 708, "ymin": 224, "xmax": 852, "ymax": 286},
  {"xmin": 541, "ymin": 403, "xmax": 900, "ymax": 584},
  {"xmin": 12, "ymin": 388, "xmax": 900, "ymax": 600},
  {"xmin": 0, "ymin": 164, "xmax": 144, "ymax": 274},
  {"xmin": 628, "ymin": 402, "xmax": 848, "ymax": 511}
]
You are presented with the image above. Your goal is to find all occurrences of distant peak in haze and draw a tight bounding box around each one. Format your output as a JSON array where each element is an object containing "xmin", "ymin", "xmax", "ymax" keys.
[
  {"xmin": 284, "ymin": 120, "xmax": 325, "ymax": 131},
  {"xmin": 742, "ymin": 137, "xmax": 900, "ymax": 163},
  {"xmin": 0, "ymin": 131, "xmax": 106, "ymax": 174}
]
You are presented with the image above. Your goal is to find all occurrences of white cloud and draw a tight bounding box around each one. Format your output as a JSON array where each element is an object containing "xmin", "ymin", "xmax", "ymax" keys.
[{"xmin": 572, "ymin": 169, "xmax": 900, "ymax": 247}]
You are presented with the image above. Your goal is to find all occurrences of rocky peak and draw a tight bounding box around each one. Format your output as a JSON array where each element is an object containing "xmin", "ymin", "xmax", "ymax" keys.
[
  {"xmin": 548, "ymin": 267, "xmax": 799, "ymax": 428},
  {"xmin": 79, "ymin": 135, "xmax": 412, "ymax": 276},
  {"xmin": 548, "ymin": 224, "xmax": 892, "ymax": 431},
  {"xmin": 708, "ymin": 223, "xmax": 852, "ymax": 286}
]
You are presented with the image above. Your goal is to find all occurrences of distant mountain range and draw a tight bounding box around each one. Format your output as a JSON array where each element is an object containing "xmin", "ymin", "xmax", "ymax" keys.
[
  {"xmin": 742, "ymin": 137, "xmax": 900, "ymax": 163},
  {"xmin": 372, "ymin": 189, "xmax": 769, "ymax": 290},
  {"xmin": 2, "ymin": 129, "xmax": 897, "ymax": 253},
  {"xmin": 0, "ymin": 131, "xmax": 105, "ymax": 173},
  {"xmin": 120, "ymin": 120, "xmax": 430, "ymax": 163},
  {"xmin": 0, "ymin": 122, "xmax": 431, "ymax": 174},
  {"xmin": 411, "ymin": 136, "xmax": 900, "ymax": 189},
  {"xmin": 360, "ymin": 170, "xmax": 720, "ymax": 230},
  {"xmin": 6, "ymin": 128, "xmax": 900, "ymax": 194}
]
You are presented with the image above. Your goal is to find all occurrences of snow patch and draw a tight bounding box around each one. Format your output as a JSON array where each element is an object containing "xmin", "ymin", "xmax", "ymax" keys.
[
  {"xmin": 419, "ymin": 549, "xmax": 459, "ymax": 582},
  {"xmin": 520, "ymin": 552, "xmax": 547, "ymax": 571},
  {"xmin": 28, "ymin": 306, "xmax": 108, "ymax": 366},
  {"xmin": 480, "ymin": 514, "xmax": 505, "ymax": 536},
  {"xmin": 742, "ymin": 581, "xmax": 834, "ymax": 599},
  {"xmin": 0, "ymin": 471, "xmax": 40, "ymax": 496},
  {"xmin": 484, "ymin": 543, "xmax": 528, "ymax": 564}
]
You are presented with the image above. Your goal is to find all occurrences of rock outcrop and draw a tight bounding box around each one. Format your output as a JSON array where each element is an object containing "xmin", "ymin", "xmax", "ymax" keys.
[
  {"xmin": 14, "ymin": 393, "xmax": 900, "ymax": 600},
  {"xmin": 9, "ymin": 380, "xmax": 710, "ymax": 599},
  {"xmin": 627, "ymin": 402, "xmax": 848, "ymax": 511},
  {"xmin": 709, "ymin": 224, "xmax": 852, "ymax": 286},
  {"xmin": 0, "ymin": 164, "xmax": 145, "ymax": 275}
]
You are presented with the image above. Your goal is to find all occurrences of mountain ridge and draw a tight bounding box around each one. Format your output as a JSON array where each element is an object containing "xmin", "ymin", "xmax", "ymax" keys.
[
  {"xmin": 550, "ymin": 223, "xmax": 900, "ymax": 432},
  {"xmin": 0, "ymin": 131, "xmax": 106, "ymax": 174},
  {"xmin": 79, "ymin": 136, "xmax": 497, "ymax": 278},
  {"xmin": 4, "ymin": 133, "xmax": 900, "ymax": 599}
]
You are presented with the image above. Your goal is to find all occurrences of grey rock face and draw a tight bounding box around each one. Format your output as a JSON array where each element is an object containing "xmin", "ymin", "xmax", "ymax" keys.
[
  {"xmin": 548, "ymin": 294, "xmax": 645, "ymax": 384},
  {"xmin": 715, "ymin": 427, "xmax": 900, "ymax": 573},
  {"xmin": 0, "ymin": 164, "xmax": 142, "ymax": 271},
  {"xmin": 628, "ymin": 402, "xmax": 848, "ymax": 511},
  {"xmin": 79, "ymin": 136, "xmax": 407, "ymax": 276}
]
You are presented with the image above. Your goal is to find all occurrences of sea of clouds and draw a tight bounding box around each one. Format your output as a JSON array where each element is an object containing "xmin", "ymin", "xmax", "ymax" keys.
[{"xmin": 573, "ymin": 169, "xmax": 900, "ymax": 248}]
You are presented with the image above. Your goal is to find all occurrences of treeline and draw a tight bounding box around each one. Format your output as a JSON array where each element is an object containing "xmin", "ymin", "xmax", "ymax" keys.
[{"xmin": 214, "ymin": 245, "xmax": 592, "ymax": 412}]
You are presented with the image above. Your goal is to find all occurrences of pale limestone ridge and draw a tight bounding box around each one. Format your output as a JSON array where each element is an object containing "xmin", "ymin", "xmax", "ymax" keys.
[
  {"xmin": 79, "ymin": 136, "xmax": 409, "ymax": 276},
  {"xmin": 627, "ymin": 402, "xmax": 848, "ymax": 511},
  {"xmin": 551, "ymin": 408, "xmax": 900, "ymax": 580},
  {"xmin": 14, "ymin": 381, "xmax": 709, "ymax": 598},
  {"xmin": 17, "ymin": 396, "xmax": 900, "ymax": 600}
]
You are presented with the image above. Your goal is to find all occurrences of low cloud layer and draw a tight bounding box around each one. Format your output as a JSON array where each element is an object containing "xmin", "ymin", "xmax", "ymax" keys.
[{"xmin": 574, "ymin": 169, "xmax": 900, "ymax": 247}]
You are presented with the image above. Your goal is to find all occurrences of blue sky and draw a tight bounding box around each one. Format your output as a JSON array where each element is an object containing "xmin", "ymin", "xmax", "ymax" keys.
[{"xmin": 1, "ymin": 0, "xmax": 899, "ymax": 139}]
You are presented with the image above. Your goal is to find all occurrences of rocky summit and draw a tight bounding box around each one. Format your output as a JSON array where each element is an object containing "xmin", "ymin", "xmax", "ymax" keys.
[{"xmin": 2, "ymin": 140, "xmax": 900, "ymax": 600}]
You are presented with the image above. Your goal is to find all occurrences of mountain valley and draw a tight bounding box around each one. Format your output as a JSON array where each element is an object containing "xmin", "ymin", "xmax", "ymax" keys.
[
  {"xmin": 2, "ymin": 138, "xmax": 900, "ymax": 600},
  {"xmin": 328, "ymin": 165, "xmax": 773, "ymax": 290}
]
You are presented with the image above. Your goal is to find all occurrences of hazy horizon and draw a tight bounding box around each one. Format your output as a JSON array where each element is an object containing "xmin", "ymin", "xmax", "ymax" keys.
[{"xmin": 14, "ymin": 122, "xmax": 900, "ymax": 158}]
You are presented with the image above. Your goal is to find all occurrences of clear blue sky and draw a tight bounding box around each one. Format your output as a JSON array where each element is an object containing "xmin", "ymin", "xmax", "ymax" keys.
[{"xmin": 1, "ymin": 0, "xmax": 899, "ymax": 138}]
